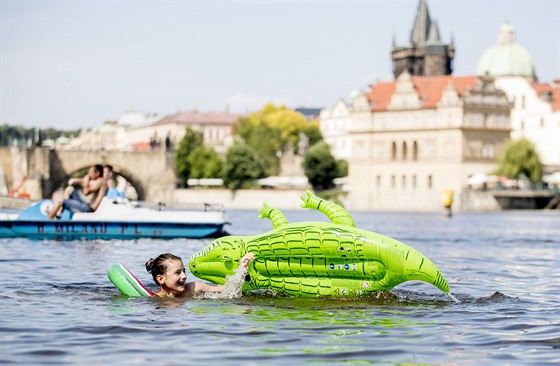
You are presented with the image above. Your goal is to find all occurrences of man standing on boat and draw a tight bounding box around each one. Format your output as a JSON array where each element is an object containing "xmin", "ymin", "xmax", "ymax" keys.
[{"xmin": 48, "ymin": 164, "xmax": 107, "ymax": 219}]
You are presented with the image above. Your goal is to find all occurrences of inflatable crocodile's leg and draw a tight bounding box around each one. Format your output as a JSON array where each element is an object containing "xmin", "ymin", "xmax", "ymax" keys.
[
  {"xmin": 300, "ymin": 190, "xmax": 355, "ymax": 227},
  {"xmin": 259, "ymin": 203, "xmax": 289, "ymax": 229}
]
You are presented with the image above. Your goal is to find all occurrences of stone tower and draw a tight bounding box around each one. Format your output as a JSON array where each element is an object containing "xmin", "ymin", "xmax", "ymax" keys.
[{"xmin": 391, "ymin": 0, "xmax": 455, "ymax": 78}]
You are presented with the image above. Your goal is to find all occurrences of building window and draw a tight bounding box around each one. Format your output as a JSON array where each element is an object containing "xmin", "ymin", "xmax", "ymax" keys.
[
  {"xmin": 412, "ymin": 175, "xmax": 417, "ymax": 188},
  {"xmin": 391, "ymin": 142, "xmax": 397, "ymax": 160},
  {"xmin": 469, "ymin": 112, "xmax": 484, "ymax": 127},
  {"xmin": 412, "ymin": 141, "xmax": 418, "ymax": 160},
  {"xmin": 521, "ymin": 95, "xmax": 526, "ymax": 109},
  {"xmin": 402, "ymin": 141, "xmax": 407, "ymax": 160},
  {"xmin": 495, "ymin": 114, "xmax": 503, "ymax": 128},
  {"xmin": 481, "ymin": 143, "xmax": 494, "ymax": 159},
  {"xmin": 520, "ymin": 120, "xmax": 525, "ymax": 130},
  {"xmin": 540, "ymin": 118, "xmax": 545, "ymax": 128},
  {"xmin": 391, "ymin": 175, "xmax": 396, "ymax": 188},
  {"xmin": 427, "ymin": 175, "xmax": 433, "ymax": 189},
  {"xmin": 376, "ymin": 175, "xmax": 381, "ymax": 189},
  {"xmin": 425, "ymin": 140, "xmax": 435, "ymax": 157},
  {"xmin": 402, "ymin": 175, "xmax": 407, "ymax": 188}
]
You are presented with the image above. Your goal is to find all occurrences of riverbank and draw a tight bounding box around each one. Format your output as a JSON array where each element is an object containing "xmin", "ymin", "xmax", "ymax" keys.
[
  {"xmin": 3, "ymin": 188, "xmax": 557, "ymax": 212},
  {"xmin": 172, "ymin": 189, "xmax": 308, "ymax": 210}
]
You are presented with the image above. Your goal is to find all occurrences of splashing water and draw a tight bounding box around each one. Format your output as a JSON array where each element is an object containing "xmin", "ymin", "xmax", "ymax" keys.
[
  {"xmin": 197, "ymin": 265, "xmax": 248, "ymax": 300},
  {"xmin": 447, "ymin": 293, "xmax": 460, "ymax": 303}
]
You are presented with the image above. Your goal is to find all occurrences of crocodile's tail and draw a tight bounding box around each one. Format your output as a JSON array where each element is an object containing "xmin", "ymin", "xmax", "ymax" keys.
[{"xmin": 401, "ymin": 246, "xmax": 450, "ymax": 293}]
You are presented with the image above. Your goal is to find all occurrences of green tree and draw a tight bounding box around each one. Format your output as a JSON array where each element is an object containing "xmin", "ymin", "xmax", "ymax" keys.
[
  {"xmin": 336, "ymin": 159, "xmax": 348, "ymax": 178},
  {"xmin": 494, "ymin": 138, "xmax": 543, "ymax": 183},
  {"xmin": 232, "ymin": 103, "xmax": 323, "ymax": 176},
  {"xmin": 303, "ymin": 142, "xmax": 342, "ymax": 191},
  {"xmin": 234, "ymin": 116, "xmax": 282, "ymax": 176},
  {"xmin": 0, "ymin": 124, "xmax": 78, "ymax": 147},
  {"xmin": 222, "ymin": 143, "xmax": 264, "ymax": 190},
  {"xmin": 188, "ymin": 146, "xmax": 224, "ymax": 179},
  {"xmin": 175, "ymin": 128, "xmax": 204, "ymax": 186},
  {"xmin": 302, "ymin": 123, "xmax": 324, "ymax": 151}
]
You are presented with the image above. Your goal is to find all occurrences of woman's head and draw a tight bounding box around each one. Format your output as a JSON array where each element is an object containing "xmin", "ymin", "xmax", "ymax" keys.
[{"xmin": 145, "ymin": 253, "xmax": 187, "ymax": 295}]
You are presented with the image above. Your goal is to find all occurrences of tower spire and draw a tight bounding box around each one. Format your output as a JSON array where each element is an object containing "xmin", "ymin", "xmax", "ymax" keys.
[
  {"xmin": 410, "ymin": 0, "xmax": 431, "ymax": 45},
  {"xmin": 427, "ymin": 20, "xmax": 442, "ymax": 44}
]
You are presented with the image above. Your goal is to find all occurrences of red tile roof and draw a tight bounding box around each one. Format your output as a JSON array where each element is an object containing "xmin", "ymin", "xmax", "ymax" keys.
[
  {"xmin": 153, "ymin": 110, "xmax": 243, "ymax": 126},
  {"xmin": 367, "ymin": 75, "xmax": 479, "ymax": 111},
  {"xmin": 531, "ymin": 82, "xmax": 560, "ymax": 111}
]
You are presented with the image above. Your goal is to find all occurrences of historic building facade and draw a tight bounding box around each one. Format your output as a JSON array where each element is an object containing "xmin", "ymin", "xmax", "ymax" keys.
[
  {"xmin": 123, "ymin": 110, "xmax": 241, "ymax": 154},
  {"xmin": 67, "ymin": 110, "xmax": 241, "ymax": 154},
  {"xmin": 476, "ymin": 24, "xmax": 560, "ymax": 170},
  {"xmin": 339, "ymin": 72, "xmax": 512, "ymax": 211},
  {"xmin": 320, "ymin": 1, "xmax": 558, "ymax": 211},
  {"xmin": 320, "ymin": 0, "xmax": 516, "ymax": 211}
]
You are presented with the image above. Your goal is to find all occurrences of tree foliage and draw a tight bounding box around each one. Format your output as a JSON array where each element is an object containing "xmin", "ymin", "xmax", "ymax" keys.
[
  {"xmin": 303, "ymin": 141, "xmax": 343, "ymax": 191},
  {"xmin": 0, "ymin": 124, "xmax": 79, "ymax": 147},
  {"xmin": 232, "ymin": 103, "xmax": 323, "ymax": 176},
  {"xmin": 222, "ymin": 143, "xmax": 264, "ymax": 190},
  {"xmin": 188, "ymin": 146, "xmax": 224, "ymax": 179},
  {"xmin": 494, "ymin": 138, "xmax": 543, "ymax": 183},
  {"xmin": 175, "ymin": 128, "xmax": 204, "ymax": 185}
]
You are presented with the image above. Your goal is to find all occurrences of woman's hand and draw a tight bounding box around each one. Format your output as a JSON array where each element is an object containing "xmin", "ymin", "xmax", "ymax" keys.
[{"xmin": 240, "ymin": 253, "xmax": 255, "ymax": 268}]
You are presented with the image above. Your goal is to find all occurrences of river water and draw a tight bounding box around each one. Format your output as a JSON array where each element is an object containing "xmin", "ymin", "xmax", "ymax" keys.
[{"xmin": 1, "ymin": 209, "xmax": 559, "ymax": 365}]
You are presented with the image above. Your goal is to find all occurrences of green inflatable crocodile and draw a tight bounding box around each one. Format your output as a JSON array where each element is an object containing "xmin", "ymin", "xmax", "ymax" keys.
[{"xmin": 189, "ymin": 191, "xmax": 449, "ymax": 297}]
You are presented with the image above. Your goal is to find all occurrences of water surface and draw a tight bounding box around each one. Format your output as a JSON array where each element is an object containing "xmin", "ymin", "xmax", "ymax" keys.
[{"xmin": 1, "ymin": 209, "xmax": 559, "ymax": 364}]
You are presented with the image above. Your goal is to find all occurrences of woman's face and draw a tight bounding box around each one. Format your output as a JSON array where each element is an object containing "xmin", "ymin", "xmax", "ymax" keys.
[{"xmin": 158, "ymin": 259, "xmax": 187, "ymax": 295}]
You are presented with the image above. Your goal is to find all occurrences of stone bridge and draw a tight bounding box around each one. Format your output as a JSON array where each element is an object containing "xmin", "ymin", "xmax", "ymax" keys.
[{"xmin": 1, "ymin": 147, "xmax": 177, "ymax": 202}]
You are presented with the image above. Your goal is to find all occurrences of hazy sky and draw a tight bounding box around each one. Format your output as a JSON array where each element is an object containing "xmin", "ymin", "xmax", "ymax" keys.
[{"xmin": 1, "ymin": 0, "xmax": 559, "ymax": 130}]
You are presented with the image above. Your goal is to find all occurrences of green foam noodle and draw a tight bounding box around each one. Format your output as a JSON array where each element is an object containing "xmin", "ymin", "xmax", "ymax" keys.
[{"xmin": 108, "ymin": 263, "xmax": 155, "ymax": 297}]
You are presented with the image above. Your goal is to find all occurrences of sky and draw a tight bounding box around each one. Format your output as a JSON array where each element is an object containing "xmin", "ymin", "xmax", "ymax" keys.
[{"xmin": 1, "ymin": 0, "xmax": 559, "ymax": 130}]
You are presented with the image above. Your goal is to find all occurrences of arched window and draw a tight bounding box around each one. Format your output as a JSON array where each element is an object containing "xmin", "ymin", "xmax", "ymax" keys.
[
  {"xmin": 391, "ymin": 142, "xmax": 397, "ymax": 160},
  {"xmin": 427, "ymin": 175, "xmax": 433, "ymax": 189},
  {"xmin": 412, "ymin": 141, "xmax": 418, "ymax": 160},
  {"xmin": 402, "ymin": 141, "xmax": 407, "ymax": 160}
]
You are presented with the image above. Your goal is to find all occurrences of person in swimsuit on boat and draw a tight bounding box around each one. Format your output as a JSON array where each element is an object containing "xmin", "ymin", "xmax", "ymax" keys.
[
  {"xmin": 103, "ymin": 164, "xmax": 116, "ymax": 190},
  {"xmin": 145, "ymin": 252, "xmax": 255, "ymax": 298},
  {"xmin": 48, "ymin": 164, "xmax": 107, "ymax": 219}
]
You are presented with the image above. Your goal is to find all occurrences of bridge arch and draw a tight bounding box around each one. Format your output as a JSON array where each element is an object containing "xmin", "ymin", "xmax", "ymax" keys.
[{"xmin": 46, "ymin": 164, "xmax": 147, "ymax": 201}]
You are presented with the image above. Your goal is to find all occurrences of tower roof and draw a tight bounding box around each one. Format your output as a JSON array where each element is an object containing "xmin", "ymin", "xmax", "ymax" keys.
[
  {"xmin": 426, "ymin": 21, "xmax": 442, "ymax": 44},
  {"xmin": 410, "ymin": 0, "xmax": 431, "ymax": 45},
  {"xmin": 476, "ymin": 23, "xmax": 537, "ymax": 79}
]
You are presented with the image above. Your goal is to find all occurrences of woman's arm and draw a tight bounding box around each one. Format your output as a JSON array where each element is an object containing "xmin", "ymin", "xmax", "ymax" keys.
[
  {"xmin": 194, "ymin": 253, "xmax": 255, "ymax": 294},
  {"xmin": 194, "ymin": 282, "xmax": 224, "ymax": 293}
]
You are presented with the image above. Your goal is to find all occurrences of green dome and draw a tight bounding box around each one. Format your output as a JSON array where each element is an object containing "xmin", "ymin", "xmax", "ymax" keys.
[{"xmin": 476, "ymin": 23, "xmax": 536, "ymax": 78}]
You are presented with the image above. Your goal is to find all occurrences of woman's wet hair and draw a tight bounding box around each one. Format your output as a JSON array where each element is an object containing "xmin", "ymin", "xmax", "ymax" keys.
[{"xmin": 145, "ymin": 253, "xmax": 182, "ymax": 285}]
